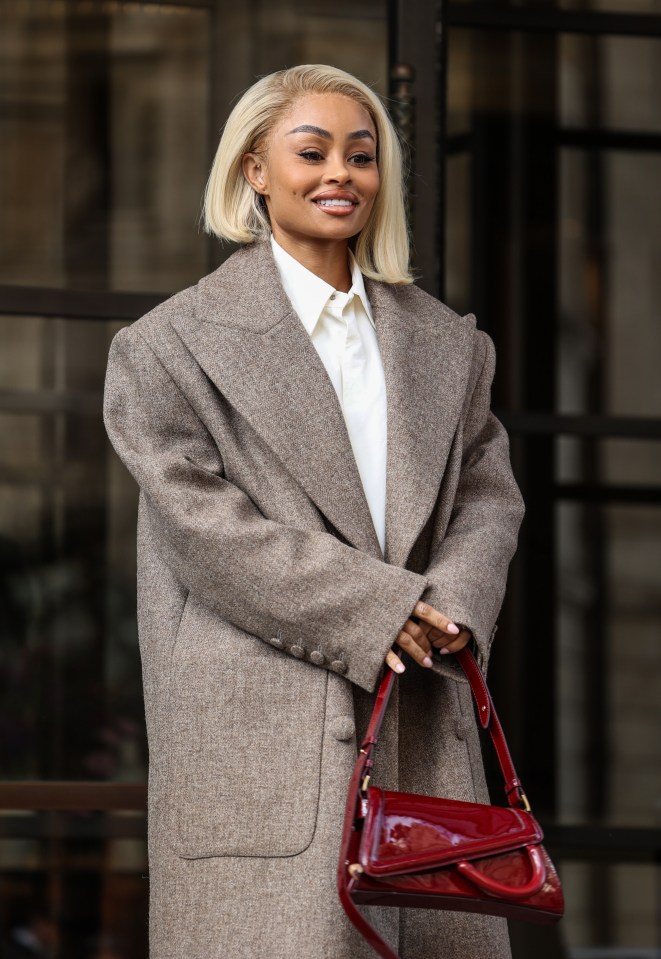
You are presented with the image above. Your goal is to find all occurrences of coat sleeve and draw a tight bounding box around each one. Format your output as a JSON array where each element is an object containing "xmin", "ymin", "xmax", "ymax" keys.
[
  {"xmin": 103, "ymin": 324, "xmax": 430, "ymax": 693},
  {"xmin": 421, "ymin": 330, "xmax": 525, "ymax": 674}
]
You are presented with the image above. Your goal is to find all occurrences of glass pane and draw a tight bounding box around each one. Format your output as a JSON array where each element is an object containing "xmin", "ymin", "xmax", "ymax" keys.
[
  {"xmin": 0, "ymin": 316, "xmax": 143, "ymax": 782},
  {"xmin": 446, "ymin": 27, "xmax": 474, "ymax": 137},
  {"xmin": 0, "ymin": 0, "xmax": 211, "ymax": 293},
  {"xmin": 606, "ymin": 151, "xmax": 661, "ymax": 417},
  {"xmin": 558, "ymin": 148, "xmax": 661, "ymax": 418},
  {"xmin": 560, "ymin": 863, "xmax": 659, "ymax": 953},
  {"xmin": 445, "ymin": 153, "xmax": 472, "ymax": 311},
  {"xmin": 241, "ymin": 0, "xmax": 387, "ymax": 94},
  {"xmin": 558, "ymin": 34, "xmax": 661, "ymax": 416},
  {"xmin": 561, "ymin": 33, "xmax": 661, "ymax": 134},
  {"xmin": 557, "ymin": 503, "xmax": 661, "ymax": 826},
  {"xmin": 0, "ymin": 811, "xmax": 147, "ymax": 959},
  {"xmin": 556, "ymin": 437, "xmax": 661, "ymax": 486}
]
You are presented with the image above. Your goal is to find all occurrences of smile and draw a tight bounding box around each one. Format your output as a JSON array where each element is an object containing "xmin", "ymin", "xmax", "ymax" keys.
[
  {"xmin": 315, "ymin": 199, "xmax": 355, "ymax": 207},
  {"xmin": 313, "ymin": 197, "xmax": 358, "ymax": 216}
]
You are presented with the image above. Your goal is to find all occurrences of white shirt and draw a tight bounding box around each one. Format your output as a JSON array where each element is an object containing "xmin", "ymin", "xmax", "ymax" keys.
[{"xmin": 271, "ymin": 236, "xmax": 388, "ymax": 555}]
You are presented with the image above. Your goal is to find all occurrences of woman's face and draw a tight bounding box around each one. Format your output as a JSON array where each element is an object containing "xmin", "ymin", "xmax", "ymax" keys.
[{"xmin": 243, "ymin": 93, "xmax": 380, "ymax": 251}]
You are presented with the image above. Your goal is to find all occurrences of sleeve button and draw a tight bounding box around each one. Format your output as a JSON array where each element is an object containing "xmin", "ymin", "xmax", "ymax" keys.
[
  {"xmin": 290, "ymin": 644, "xmax": 306, "ymax": 659},
  {"xmin": 309, "ymin": 650, "xmax": 326, "ymax": 666},
  {"xmin": 268, "ymin": 636, "xmax": 285, "ymax": 650},
  {"xmin": 330, "ymin": 660, "xmax": 348, "ymax": 676}
]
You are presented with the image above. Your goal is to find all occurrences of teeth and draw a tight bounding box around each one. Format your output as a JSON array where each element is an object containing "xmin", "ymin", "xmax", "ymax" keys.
[{"xmin": 316, "ymin": 199, "xmax": 354, "ymax": 207}]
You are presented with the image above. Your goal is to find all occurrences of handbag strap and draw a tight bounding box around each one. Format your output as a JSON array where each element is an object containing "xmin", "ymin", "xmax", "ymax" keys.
[
  {"xmin": 337, "ymin": 646, "xmax": 530, "ymax": 959},
  {"xmin": 360, "ymin": 646, "xmax": 528, "ymax": 810}
]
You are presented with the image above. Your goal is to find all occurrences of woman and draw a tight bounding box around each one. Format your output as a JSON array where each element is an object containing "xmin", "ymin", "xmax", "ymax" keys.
[{"xmin": 104, "ymin": 65, "xmax": 524, "ymax": 959}]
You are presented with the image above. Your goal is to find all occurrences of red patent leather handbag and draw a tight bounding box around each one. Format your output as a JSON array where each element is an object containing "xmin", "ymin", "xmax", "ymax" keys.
[{"xmin": 337, "ymin": 647, "xmax": 564, "ymax": 959}]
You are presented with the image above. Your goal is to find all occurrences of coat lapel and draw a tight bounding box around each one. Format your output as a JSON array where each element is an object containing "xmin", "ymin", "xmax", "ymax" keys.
[
  {"xmin": 172, "ymin": 243, "xmax": 475, "ymax": 568},
  {"xmin": 366, "ymin": 280, "xmax": 475, "ymax": 570},
  {"xmin": 172, "ymin": 244, "xmax": 383, "ymax": 558}
]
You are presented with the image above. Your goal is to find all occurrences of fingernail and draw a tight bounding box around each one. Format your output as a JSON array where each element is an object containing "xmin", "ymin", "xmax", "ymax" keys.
[
  {"xmin": 447, "ymin": 623, "xmax": 460, "ymax": 635},
  {"xmin": 423, "ymin": 656, "xmax": 433, "ymax": 668},
  {"xmin": 395, "ymin": 662, "xmax": 405, "ymax": 673},
  {"xmin": 440, "ymin": 648, "xmax": 450, "ymax": 655}
]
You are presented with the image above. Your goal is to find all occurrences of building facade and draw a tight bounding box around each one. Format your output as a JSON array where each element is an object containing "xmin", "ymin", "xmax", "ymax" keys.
[{"xmin": 1, "ymin": 1, "xmax": 660, "ymax": 956}]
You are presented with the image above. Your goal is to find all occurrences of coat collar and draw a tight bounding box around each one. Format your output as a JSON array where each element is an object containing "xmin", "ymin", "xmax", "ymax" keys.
[
  {"xmin": 270, "ymin": 236, "xmax": 374, "ymax": 335},
  {"xmin": 172, "ymin": 242, "xmax": 476, "ymax": 568}
]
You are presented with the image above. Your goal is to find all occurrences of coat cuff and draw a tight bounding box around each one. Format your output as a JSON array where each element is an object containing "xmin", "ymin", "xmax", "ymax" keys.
[
  {"xmin": 348, "ymin": 569, "xmax": 431, "ymax": 693},
  {"xmin": 419, "ymin": 586, "xmax": 497, "ymax": 680}
]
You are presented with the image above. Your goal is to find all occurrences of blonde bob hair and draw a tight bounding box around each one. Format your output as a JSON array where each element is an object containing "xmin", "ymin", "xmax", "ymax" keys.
[{"xmin": 203, "ymin": 64, "xmax": 412, "ymax": 285}]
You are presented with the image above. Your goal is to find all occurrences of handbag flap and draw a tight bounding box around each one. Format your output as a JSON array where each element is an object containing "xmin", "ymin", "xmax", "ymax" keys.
[{"xmin": 360, "ymin": 788, "xmax": 544, "ymax": 877}]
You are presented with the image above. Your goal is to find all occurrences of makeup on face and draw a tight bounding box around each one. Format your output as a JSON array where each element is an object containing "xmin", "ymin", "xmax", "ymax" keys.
[{"xmin": 245, "ymin": 94, "xmax": 380, "ymax": 253}]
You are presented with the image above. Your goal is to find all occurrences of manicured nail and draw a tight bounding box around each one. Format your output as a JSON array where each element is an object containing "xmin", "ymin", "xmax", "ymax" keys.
[
  {"xmin": 423, "ymin": 656, "xmax": 433, "ymax": 668},
  {"xmin": 395, "ymin": 662, "xmax": 405, "ymax": 673},
  {"xmin": 447, "ymin": 623, "xmax": 460, "ymax": 635},
  {"xmin": 440, "ymin": 647, "xmax": 450, "ymax": 655}
]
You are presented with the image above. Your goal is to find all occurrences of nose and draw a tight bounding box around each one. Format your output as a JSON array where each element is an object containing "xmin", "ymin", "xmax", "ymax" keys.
[{"xmin": 323, "ymin": 157, "xmax": 351, "ymax": 184}]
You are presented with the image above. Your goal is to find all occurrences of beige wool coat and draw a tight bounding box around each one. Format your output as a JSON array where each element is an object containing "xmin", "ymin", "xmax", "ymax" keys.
[{"xmin": 103, "ymin": 241, "xmax": 525, "ymax": 959}]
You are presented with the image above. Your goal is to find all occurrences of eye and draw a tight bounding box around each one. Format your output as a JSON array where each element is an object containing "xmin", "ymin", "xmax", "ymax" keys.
[
  {"xmin": 349, "ymin": 153, "xmax": 376, "ymax": 166},
  {"xmin": 298, "ymin": 149, "xmax": 324, "ymax": 162}
]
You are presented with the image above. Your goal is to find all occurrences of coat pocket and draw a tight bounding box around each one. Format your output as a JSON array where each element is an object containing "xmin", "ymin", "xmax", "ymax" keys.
[{"xmin": 165, "ymin": 598, "xmax": 327, "ymax": 860}]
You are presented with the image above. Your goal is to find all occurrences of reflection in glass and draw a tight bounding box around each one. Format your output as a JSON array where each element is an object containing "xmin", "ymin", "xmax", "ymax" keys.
[
  {"xmin": 557, "ymin": 502, "xmax": 661, "ymax": 828},
  {"xmin": 0, "ymin": 1, "xmax": 211, "ymax": 293},
  {"xmin": 0, "ymin": 812, "xmax": 147, "ymax": 959},
  {"xmin": 0, "ymin": 317, "xmax": 143, "ymax": 782}
]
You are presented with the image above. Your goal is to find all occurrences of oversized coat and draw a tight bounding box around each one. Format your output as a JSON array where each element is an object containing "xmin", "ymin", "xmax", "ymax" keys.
[{"xmin": 103, "ymin": 240, "xmax": 525, "ymax": 959}]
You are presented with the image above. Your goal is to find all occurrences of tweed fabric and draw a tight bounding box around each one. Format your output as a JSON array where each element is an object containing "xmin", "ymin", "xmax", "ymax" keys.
[{"xmin": 103, "ymin": 241, "xmax": 524, "ymax": 958}]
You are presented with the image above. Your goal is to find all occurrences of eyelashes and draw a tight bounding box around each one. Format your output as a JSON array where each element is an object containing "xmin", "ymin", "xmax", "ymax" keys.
[
  {"xmin": 351, "ymin": 154, "xmax": 377, "ymax": 166},
  {"xmin": 297, "ymin": 150, "xmax": 376, "ymax": 166}
]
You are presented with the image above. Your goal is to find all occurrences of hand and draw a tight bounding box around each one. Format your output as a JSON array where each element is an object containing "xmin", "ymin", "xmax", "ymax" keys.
[{"xmin": 385, "ymin": 600, "xmax": 471, "ymax": 673}]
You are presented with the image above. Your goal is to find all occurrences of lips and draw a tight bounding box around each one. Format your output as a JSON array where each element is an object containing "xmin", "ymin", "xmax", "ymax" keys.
[{"xmin": 311, "ymin": 191, "xmax": 359, "ymax": 215}]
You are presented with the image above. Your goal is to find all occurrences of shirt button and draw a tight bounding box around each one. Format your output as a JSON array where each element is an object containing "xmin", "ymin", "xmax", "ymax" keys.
[
  {"xmin": 290, "ymin": 645, "xmax": 306, "ymax": 659},
  {"xmin": 329, "ymin": 293, "xmax": 336, "ymax": 300},
  {"xmin": 268, "ymin": 636, "xmax": 285, "ymax": 650},
  {"xmin": 309, "ymin": 650, "xmax": 326, "ymax": 666}
]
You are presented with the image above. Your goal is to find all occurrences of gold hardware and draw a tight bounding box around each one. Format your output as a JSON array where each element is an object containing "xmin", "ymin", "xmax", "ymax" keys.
[
  {"xmin": 348, "ymin": 863, "xmax": 364, "ymax": 879},
  {"xmin": 520, "ymin": 792, "xmax": 532, "ymax": 813},
  {"xmin": 361, "ymin": 774, "xmax": 371, "ymax": 793}
]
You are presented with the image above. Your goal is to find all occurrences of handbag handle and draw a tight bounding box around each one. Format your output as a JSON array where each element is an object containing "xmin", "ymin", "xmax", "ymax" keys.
[
  {"xmin": 338, "ymin": 646, "xmax": 534, "ymax": 959},
  {"xmin": 359, "ymin": 646, "xmax": 529, "ymax": 811}
]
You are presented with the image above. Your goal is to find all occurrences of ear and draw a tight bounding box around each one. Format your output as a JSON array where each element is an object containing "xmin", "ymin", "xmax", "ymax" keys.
[{"xmin": 242, "ymin": 153, "xmax": 269, "ymax": 195}]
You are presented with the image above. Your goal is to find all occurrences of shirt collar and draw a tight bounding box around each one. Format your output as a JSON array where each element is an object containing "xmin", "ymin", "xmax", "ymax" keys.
[{"xmin": 270, "ymin": 236, "xmax": 374, "ymax": 335}]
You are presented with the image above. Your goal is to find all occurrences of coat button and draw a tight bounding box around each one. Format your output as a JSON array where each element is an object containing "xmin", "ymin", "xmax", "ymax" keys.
[
  {"xmin": 290, "ymin": 645, "xmax": 305, "ymax": 659},
  {"xmin": 330, "ymin": 717, "xmax": 355, "ymax": 741},
  {"xmin": 330, "ymin": 660, "xmax": 348, "ymax": 676},
  {"xmin": 309, "ymin": 650, "xmax": 326, "ymax": 666},
  {"xmin": 268, "ymin": 635, "xmax": 285, "ymax": 650},
  {"xmin": 455, "ymin": 719, "xmax": 473, "ymax": 741}
]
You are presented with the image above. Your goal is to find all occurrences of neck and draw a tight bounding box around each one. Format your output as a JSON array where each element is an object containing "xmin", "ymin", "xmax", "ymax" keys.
[{"xmin": 271, "ymin": 232, "xmax": 353, "ymax": 292}]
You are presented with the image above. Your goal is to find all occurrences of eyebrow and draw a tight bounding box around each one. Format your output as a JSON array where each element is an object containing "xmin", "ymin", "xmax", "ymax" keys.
[{"xmin": 286, "ymin": 124, "xmax": 375, "ymax": 142}]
